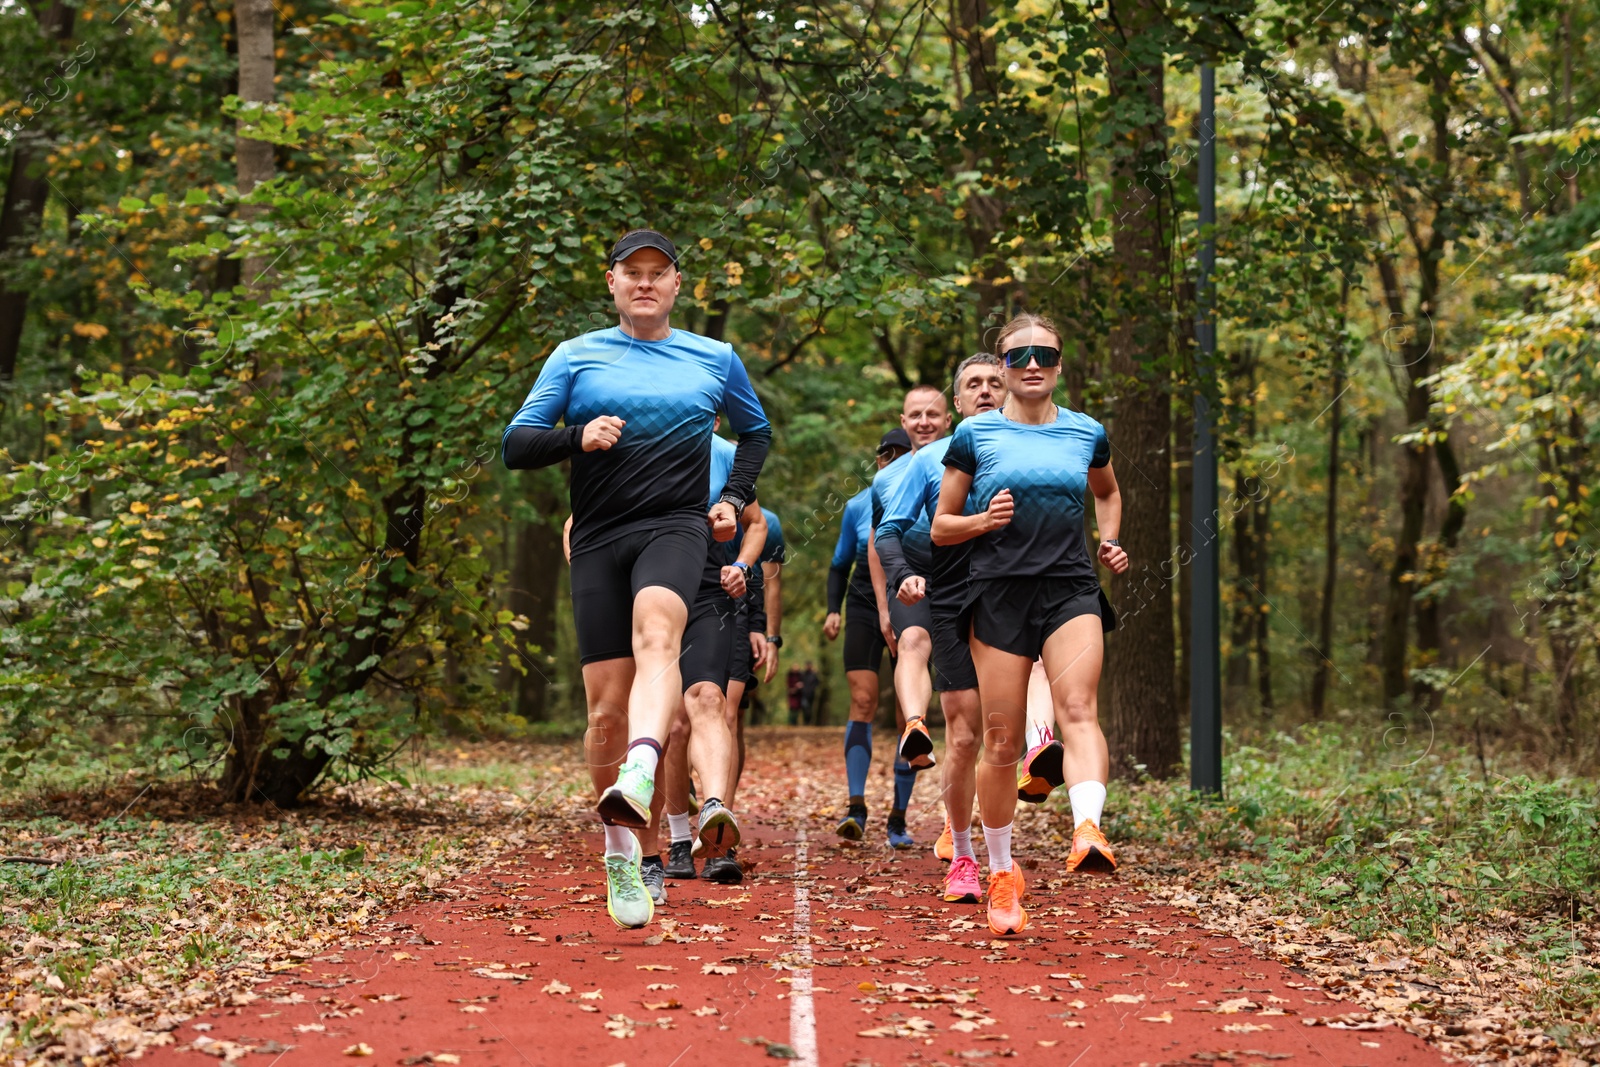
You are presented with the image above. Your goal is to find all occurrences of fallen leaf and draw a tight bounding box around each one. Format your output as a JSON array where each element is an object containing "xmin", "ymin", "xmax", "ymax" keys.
[
  {"xmin": 1223, "ymin": 1022, "xmax": 1274, "ymax": 1033},
  {"xmin": 641, "ymin": 1000, "xmax": 681, "ymax": 1011},
  {"xmin": 579, "ymin": 990, "xmax": 604, "ymax": 1001},
  {"xmin": 1105, "ymin": 993, "xmax": 1145, "ymax": 1004},
  {"xmin": 293, "ymin": 1024, "xmax": 326, "ymax": 1033},
  {"xmin": 692, "ymin": 1006, "xmax": 719, "ymax": 1017},
  {"xmin": 542, "ymin": 980, "xmax": 572, "ymax": 995},
  {"xmin": 1213, "ymin": 997, "xmax": 1258, "ymax": 1014},
  {"xmin": 1038, "ymin": 1040, "xmax": 1059, "ymax": 1047},
  {"xmin": 342, "ymin": 1043, "xmax": 375, "ymax": 1057},
  {"xmin": 702, "ymin": 963, "xmax": 738, "ymax": 975},
  {"xmin": 1140, "ymin": 1012, "xmax": 1174, "ymax": 1023},
  {"xmin": 636, "ymin": 965, "xmax": 675, "ymax": 972},
  {"xmin": 460, "ymin": 1005, "xmax": 487, "ymax": 1014}
]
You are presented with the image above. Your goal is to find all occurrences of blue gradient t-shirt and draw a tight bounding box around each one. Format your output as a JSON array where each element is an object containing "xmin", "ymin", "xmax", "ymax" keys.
[
  {"xmin": 877, "ymin": 436, "xmax": 961, "ymax": 597},
  {"xmin": 503, "ymin": 327, "xmax": 769, "ymax": 554},
  {"xmin": 943, "ymin": 406, "xmax": 1110, "ymax": 582}
]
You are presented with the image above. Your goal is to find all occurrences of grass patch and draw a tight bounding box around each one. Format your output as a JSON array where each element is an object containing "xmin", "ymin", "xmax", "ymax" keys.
[
  {"xmin": 0, "ymin": 740, "xmax": 588, "ymax": 1063},
  {"xmin": 1098, "ymin": 723, "xmax": 1600, "ymax": 1060}
]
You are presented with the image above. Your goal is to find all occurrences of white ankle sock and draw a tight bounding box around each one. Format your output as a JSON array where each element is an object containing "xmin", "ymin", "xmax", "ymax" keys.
[
  {"xmin": 603, "ymin": 824, "xmax": 636, "ymax": 858},
  {"xmin": 666, "ymin": 812, "xmax": 692, "ymax": 844},
  {"xmin": 625, "ymin": 740, "xmax": 661, "ymax": 778},
  {"xmin": 1068, "ymin": 780, "xmax": 1107, "ymax": 827},
  {"xmin": 982, "ymin": 822, "xmax": 1014, "ymax": 872},
  {"xmin": 951, "ymin": 826, "xmax": 975, "ymax": 861}
]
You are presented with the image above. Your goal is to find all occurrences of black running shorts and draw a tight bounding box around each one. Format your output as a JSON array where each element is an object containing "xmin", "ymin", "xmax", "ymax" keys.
[
  {"xmin": 679, "ymin": 588, "xmax": 737, "ymax": 692},
  {"xmin": 965, "ymin": 576, "xmax": 1116, "ymax": 661},
  {"xmin": 887, "ymin": 589, "xmax": 933, "ymax": 641},
  {"xmin": 569, "ymin": 518, "xmax": 709, "ymax": 665},
  {"xmin": 929, "ymin": 604, "xmax": 978, "ymax": 692},
  {"xmin": 842, "ymin": 608, "xmax": 888, "ymax": 674},
  {"xmin": 725, "ymin": 607, "xmax": 755, "ymax": 686}
]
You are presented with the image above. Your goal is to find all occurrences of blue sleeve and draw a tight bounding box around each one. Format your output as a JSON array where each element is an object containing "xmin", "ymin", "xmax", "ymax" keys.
[
  {"xmin": 831, "ymin": 497, "xmax": 860, "ymax": 569},
  {"xmin": 1090, "ymin": 423, "xmax": 1110, "ymax": 468},
  {"xmin": 944, "ymin": 423, "xmax": 977, "ymax": 475},
  {"xmin": 876, "ymin": 455, "xmax": 928, "ymax": 542},
  {"xmin": 762, "ymin": 510, "xmax": 785, "ymax": 564},
  {"xmin": 502, "ymin": 346, "xmax": 582, "ymax": 469},
  {"xmin": 719, "ymin": 345, "xmax": 773, "ymax": 505}
]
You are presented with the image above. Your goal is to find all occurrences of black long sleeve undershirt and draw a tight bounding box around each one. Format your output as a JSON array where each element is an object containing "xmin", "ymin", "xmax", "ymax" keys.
[
  {"xmin": 827, "ymin": 565, "xmax": 849, "ymax": 614},
  {"xmin": 503, "ymin": 423, "xmax": 585, "ymax": 469},
  {"xmin": 874, "ymin": 527, "xmax": 917, "ymax": 602},
  {"xmin": 720, "ymin": 428, "xmax": 773, "ymax": 509}
]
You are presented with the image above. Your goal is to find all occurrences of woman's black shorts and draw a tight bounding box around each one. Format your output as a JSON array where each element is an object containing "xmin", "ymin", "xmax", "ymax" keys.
[
  {"xmin": 569, "ymin": 518, "xmax": 709, "ymax": 665},
  {"xmin": 964, "ymin": 576, "xmax": 1116, "ymax": 661},
  {"xmin": 842, "ymin": 607, "xmax": 889, "ymax": 674}
]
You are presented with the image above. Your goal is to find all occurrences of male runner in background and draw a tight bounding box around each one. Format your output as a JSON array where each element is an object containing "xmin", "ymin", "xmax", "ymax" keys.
[
  {"xmin": 876, "ymin": 354, "xmax": 1007, "ymax": 902},
  {"xmin": 699, "ymin": 503, "xmax": 784, "ymax": 884},
  {"xmin": 824, "ymin": 429, "xmax": 911, "ymax": 840},
  {"xmin": 503, "ymin": 229, "xmax": 770, "ymax": 930},
  {"xmin": 866, "ymin": 385, "xmax": 951, "ymax": 848}
]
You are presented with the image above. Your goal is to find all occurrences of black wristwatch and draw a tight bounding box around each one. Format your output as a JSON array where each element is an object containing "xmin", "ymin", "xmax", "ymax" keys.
[
  {"xmin": 717, "ymin": 491, "xmax": 746, "ymax": 514},
  {"xmin": 1103, "ymin": 539, "xmax": 1121, "ymax": 547},
  {"xmin": 766, "ymin": 635, "xmax": 783, "ymax": 648}
]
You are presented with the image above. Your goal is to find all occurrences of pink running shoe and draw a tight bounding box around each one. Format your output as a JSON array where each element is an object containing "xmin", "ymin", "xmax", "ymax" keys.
[{"xmin": 943, "ymin": 855, "xmax": 982, "ymax": 903}]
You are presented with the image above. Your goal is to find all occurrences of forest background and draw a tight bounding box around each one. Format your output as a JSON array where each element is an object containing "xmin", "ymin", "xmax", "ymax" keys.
[{"xmin": 2, "ymin": 0, "xmax": 1599, "ymax": 801}]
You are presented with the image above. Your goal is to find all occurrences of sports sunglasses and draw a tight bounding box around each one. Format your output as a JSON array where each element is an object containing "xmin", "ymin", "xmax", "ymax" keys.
[{"xmin": 1001, "ymin": 344, "xmax": 1062, "ymax": 369}]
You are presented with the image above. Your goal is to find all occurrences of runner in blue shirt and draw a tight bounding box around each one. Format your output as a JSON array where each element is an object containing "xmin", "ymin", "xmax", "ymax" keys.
[
  {"xmin": 862, "ymin": 385, "xmax": 951, "ymax": 848},
  {"xmin": 502, "ymin": 230, "xmax": 770, "ymax": 930},
  {"xmin": 932, "ymin": 312, "xmax": 1129, "ymax": 937},
  {"xmin": 823, "ymin": 430, "xmax": 910, "ymax": 840}
]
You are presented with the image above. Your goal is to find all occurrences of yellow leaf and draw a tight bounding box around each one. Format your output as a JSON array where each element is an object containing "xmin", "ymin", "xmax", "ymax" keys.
[
  {"xmin": 629, "ymin": 86, "xmax": 645, "ymax": 104},
  {"xmin": 72, "ymin": 322, "xmax": 109, "ymax": 339},
  {"xmin": 128, "ymin": 501, "xmax": 149, "ymax": 514},
  {"xmin": 1554, "ymin": 530, "xmax": 1569, "ymax": 547},
  {"xmin": 718, "ymin": 113, "xmax": 732, "ymax": 124},
  {"xmin": 341, "ymin": 1043, "xmax": 374, "ymax": 1056}
]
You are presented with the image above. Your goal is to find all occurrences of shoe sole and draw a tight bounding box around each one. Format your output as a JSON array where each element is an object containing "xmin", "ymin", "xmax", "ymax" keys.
[
  {"xmin": 663, "ymin": 865, "xmax": 697, "ymax": 879},
  {"xmin": 987, "ymin": 915, "xmax": 1028, "ymax": 936},
  {"xmin": 836, "ymin": 818, "xmax": 864, "ymax": 841},
  {"xmin": 694, "ymin": 809, "xmax": 741, "ymax": 857},
  {"xmin": 1016, "ymin": 777, "xmax": 1053, "ymax": 804},
  {"xmin": 1026, "ymin": 742, "xmax": 1066, "ymax": 789},
  {"xmin": 899, "ymin": 727, "xmax": 935, "ymax": 767},
  {"xmin": 887, "ymin": 837, "xmax": 914, "ymax": 851},
  {"xmin": 944, "ymin": 888, "xmax": 980, "ymax": 903},
  {"xmin": 597, "ymin": 787, "xmax": 650, "ymax": 828},
  {"xmin": 1068, "ymin": 846, "xmax": 1117, "ymax": 874}
]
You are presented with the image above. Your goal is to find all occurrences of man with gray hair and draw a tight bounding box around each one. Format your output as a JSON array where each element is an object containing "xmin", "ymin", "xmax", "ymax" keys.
[{"xmin": 874, "ymin": 353, "xmax": 1006, "ymax": 903}]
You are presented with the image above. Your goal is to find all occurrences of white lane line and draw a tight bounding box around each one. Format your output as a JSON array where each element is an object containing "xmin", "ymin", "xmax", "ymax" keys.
[{"xmin": 790, "ymin": 826, "xmax": 818, "ymax": 1067}]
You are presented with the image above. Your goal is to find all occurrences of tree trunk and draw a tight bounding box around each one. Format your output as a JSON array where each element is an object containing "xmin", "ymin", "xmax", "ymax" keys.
[
  {"xmin": 1100, "ymin": 0, "xmax": 1177, "ymax": 779},
  {"xmin": 235, "ymin": 0, "xmax": 276, "ymax": 287},
  {"xmin": 1254, "ymin": 486, "xmax": 1273, "ymax": 709},
  {"xmin": 1311, "ymin": 343, "xmax": 1344, "ymax": 717},
  {"xmin": 954, "ymin": 0, "xmax": 1007, "ymax": 330},
  {"xmin": 1227, "ymin": 469, "xmax": 1256, "ymax": 691},
  {"xmin": 0, "ymin": 1, "xmax": 77, "ymax": 381},
  {"xmin": 506, "ymin": 479, "xmax": 563, "ymax": 721}
]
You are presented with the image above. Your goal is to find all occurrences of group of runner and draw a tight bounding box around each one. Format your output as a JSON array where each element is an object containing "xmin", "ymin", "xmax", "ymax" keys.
[{"xmin": 503, "ymin": 228, "xmax": 1129, "ymax": 937}]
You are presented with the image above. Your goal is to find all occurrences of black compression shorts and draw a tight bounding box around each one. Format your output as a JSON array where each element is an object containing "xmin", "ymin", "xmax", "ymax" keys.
[
  {"xmin": 886, "ymin": 589, "xmax": 933, "ymax": 641},
  {"xmin": 842, "ymin": 608, "xmax": 889, "ymax": 674},
  {"xmin": 679, "ymin": 589, "xmax": 737, "ymax": 692},
  {"xmin": 726, "ymin": 608, "xmax": 754, "ymax": 686},
  {"xmin": 929, "ymin": 604, "xmax": 978, "ymax": 692},
  {"xmin": 964, "ymin": 576, "xmax": 1116, "ymax": 661},
  {"xmin": 569, "ymin": 518, "xmax": 708, "ymax": 665}
]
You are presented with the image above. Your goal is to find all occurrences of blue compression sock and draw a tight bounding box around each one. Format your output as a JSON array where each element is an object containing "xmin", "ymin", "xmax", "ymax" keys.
[
  {"xmin": 844, "ymin": 721, "xmax": 873, "ymax": 798},
  {"xmin": 893, "ymin": 756, "xmax": 920, "ymax": 811}
]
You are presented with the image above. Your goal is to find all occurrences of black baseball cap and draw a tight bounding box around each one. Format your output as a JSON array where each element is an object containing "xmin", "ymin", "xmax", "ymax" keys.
[
  {"xmin": 607, "ymin": 229, "xmax": 680, "ymax": 268},
  {"xmin": 877, "ymin": 428, "xmax": 913, "ymax": 456}
]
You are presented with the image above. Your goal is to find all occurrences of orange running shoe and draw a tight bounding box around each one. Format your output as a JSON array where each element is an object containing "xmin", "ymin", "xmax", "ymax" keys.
[
  {"xmin": 934, "ymin": 814, "xmax": 954, "ymax": 862},
  {"xmin": 986, "ymin": 869, "xmax": 1028, "ymax": 936},
  {"xmin": 898, "ymin": 716, "xmax": 936, "ymax": 769},
  {"xmin": 1066, "ymin": 819, "xmax": 1118, "ymax": 873}
]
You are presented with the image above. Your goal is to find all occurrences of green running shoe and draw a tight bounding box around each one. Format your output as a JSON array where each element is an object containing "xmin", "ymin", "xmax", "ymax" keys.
[
  {"xmin": 604, "ymin": 842, "xmax": 654, "ymax": 930},
  {"xmin": 597, "ymin": 758, "xmax": 655, "ymax": 828}
]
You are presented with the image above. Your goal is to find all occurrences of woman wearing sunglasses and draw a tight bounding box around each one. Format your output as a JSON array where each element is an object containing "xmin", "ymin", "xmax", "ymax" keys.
[{"xmin": 930, "ymin": 312, "xmax": 1130, "ymax": 936}]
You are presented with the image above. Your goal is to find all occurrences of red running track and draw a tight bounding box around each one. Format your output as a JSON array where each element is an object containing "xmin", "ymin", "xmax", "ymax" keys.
[{"xmin": 143, "ymin": 732, "xmax": 1450, "ymax": 1067}]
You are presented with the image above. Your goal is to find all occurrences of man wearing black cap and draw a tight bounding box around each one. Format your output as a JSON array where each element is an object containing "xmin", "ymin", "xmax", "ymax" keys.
[
  {"xmin": 824, "ymin": 428, "xmax": 911, "ymax": 839},
  {"xmin": 502, "ymin": 229, "xmax": 771, "ymax": 930}
]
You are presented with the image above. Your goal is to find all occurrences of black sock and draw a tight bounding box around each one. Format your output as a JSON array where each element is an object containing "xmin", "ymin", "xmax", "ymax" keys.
[{"xmin": 643, "ymin": 854, "xmax": 660, "ymax": 863}]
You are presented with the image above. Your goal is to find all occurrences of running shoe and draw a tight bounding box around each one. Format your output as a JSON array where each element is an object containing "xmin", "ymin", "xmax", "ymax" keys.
[
  {"xmin": 693, "ymin": 798, "xmax": 741, "ymax": 858},
  {"xmin": 702, "ymin": 848, "xmax": 743, "ymax": 885},
  {"xmin": 687, "ymin": 781, "xmax": 700, "ymax": 816},
  {"xmin": 1066, "ymin": 819, "xmax": 1118, "ymax": 873},
  {"xmin": 886, "ymin": 814, "xmax": 914, "ymax": 850},
  {"xmin": 898, "ymin": 716, "xmax": 936, "ymax": 769},
  {"xmin": 986, "ymin": 868, "xmax": 1027, "ymax": 936},
  {"xmin": 640, "ymin": 854, "xmax": 668, "ymax": 906},
  {"xmin": 664, "ymin": 839, "xmax": 697, "ymax": 879},
  {"xmin": 597, "ymin": 758, "xmax": 654, "ymax": 828},
  {"xmin": 1016, "ymin": 739, "xmax": 1065, "ymax": 803},
  {"xmin": 934, "ymin": 814, "xmax": 954, "ymax": 862},
  {"xmin": 604, "ymin": 843, "xmax": 654, "ymax": 930},
  {"xmin": 943, "ymin": 855, "xmax": 981, "ymax": 903},
  {"xmin": 835, "ymin": 803, "xmax": 867, "ymax": 840}
]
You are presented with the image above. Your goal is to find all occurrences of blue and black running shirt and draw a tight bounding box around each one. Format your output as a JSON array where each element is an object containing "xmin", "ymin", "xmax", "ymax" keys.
[
  {"xmin": 826, "ymin": 487, "xmax": 876, "ymax": 612},
  {"xmin": 942, "ymin": 406, "xmax": 1110, "ymax": 582},
  {"xmin": 502, "ymin": 327, "xmax": 771, "ymax": 555},
  {"xmin": 876, "ymin": 436, "xmax": 959, "ymax": 597}
]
